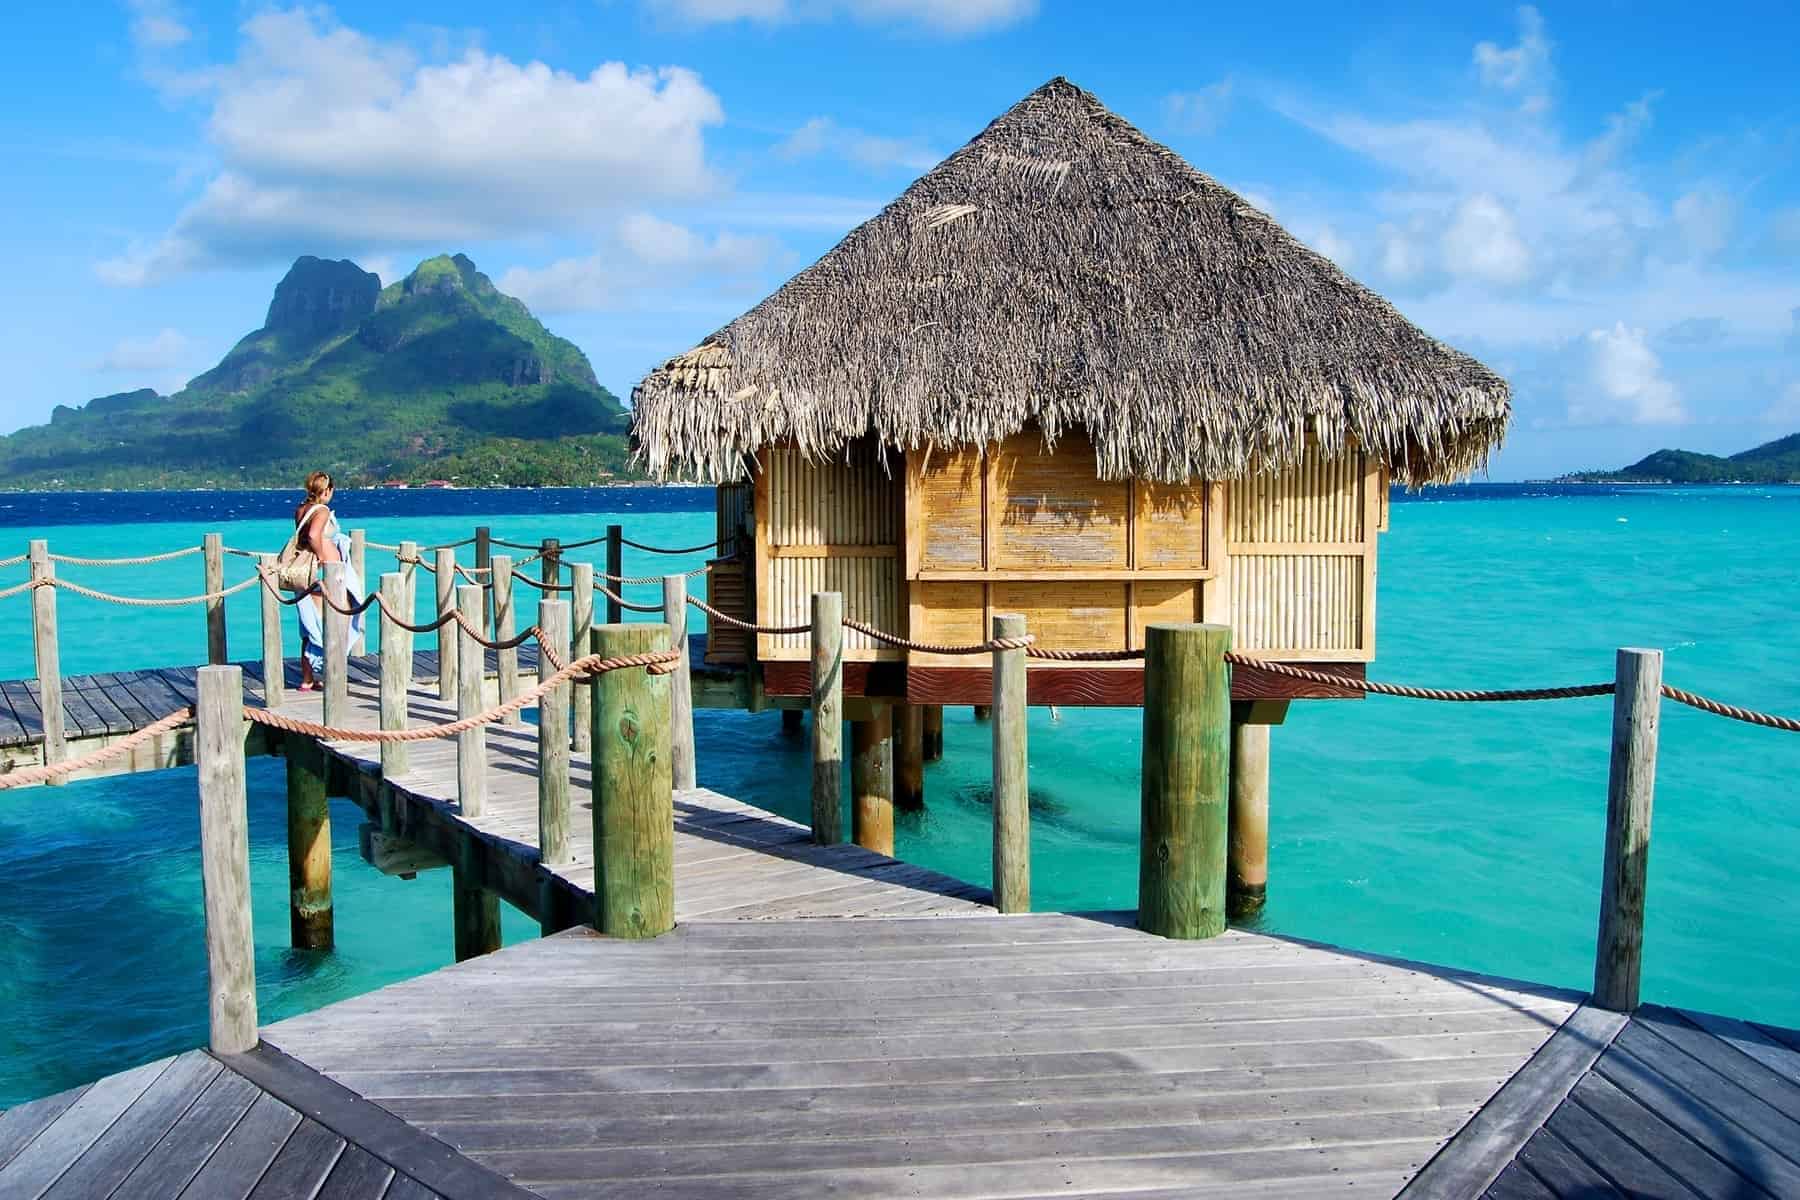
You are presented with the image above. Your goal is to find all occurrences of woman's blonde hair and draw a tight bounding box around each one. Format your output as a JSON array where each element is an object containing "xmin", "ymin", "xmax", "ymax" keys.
[{"xmin": 296, "ymin": 471, "xmax": 333, "ymax": 523}]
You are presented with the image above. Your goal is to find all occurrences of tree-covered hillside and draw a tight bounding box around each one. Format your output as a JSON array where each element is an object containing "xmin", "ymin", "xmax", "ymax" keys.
[
  {"xmin": 0, "ymin": 254, "xmax": 637, "ymax": 489},
  {"xmin": 1562, "ymin": 432, "xmax": 1800, "ymax": 483}
]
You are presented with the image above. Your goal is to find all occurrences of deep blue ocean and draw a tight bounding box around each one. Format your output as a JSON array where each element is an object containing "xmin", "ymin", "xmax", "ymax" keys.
[{"xmin": 2, "ymin": 482, "xmax": 1797, "ymax": 1106}]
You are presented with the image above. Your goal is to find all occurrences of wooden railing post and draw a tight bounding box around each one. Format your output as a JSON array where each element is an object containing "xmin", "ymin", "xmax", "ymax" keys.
[
  {"xmin": 491, "ymin": 554, "xmax": 519, "ymax": 724},
  {"xmin": 256, "ymin": 554, "xmax": 284, "ymax": 710},
  {"xmin": 992, "ymin": 612, "xmax": 1029, "ymax": 912},
  {"xmin": 203, "ymin": 531, "xmax": 227, "ymax": 665},
  {"xmin": 570, "ymin": 562, "xmax": 593, "ymax": 753},
  {"xmin": 197, "ymin": 664, "xmax": 257, "ymax": 1052},
  {"xmin": 1228, "ymin": 713, "xmax": 1271, "ymax": 917},
  {"xmin": 1139, "ymin": 623, "xmax": 1231, "ymax": 939},
  {"xmin": 537, "ymin": 598, "xmax": 572, "ymax": 869},
  {"xmin": 896, "ymin": 703, "xmax": 925, "ymax": 810},
  {"xmin": 286, "ymin": 735, "xmax": 333, "ymax": 950},
  {"xmin": 434, "ymin": 548, "xmax": 458, "ymax": 701},
  {"xmin": 349, "ymin": 529, "xmax": 367, "ymax": 656},
  {"xmin": 604, "ymin": 524, "xmax": 623, "ymax": 624},
  {"xmin": 28, "ymin": 541, "xmax": 66, "ymax": 775},
  {"xmin": 455, "ymin": 583, "xmax": 486, "ymax": 817},
  {"xmin": 923, "ymin": 705, "xmax": 944, "ymax": 761},
  {"xmin": 663, "ymin": 574, "xmax": 696, "ymax": 791},
  {"xmin": 321, "ymin": 562, "xmax": 349, "ymax": 727},
  {"xmin": 590, "ymin": 621, "xmax": 674, "ymax": 938},
  {"xmin": 378, "ymin": 572, "xmax": 409, "ymax": 778},
  {"xmin": 475, "ymin": 525, "xmax": 493, "ymax": 632},
  {"xmin": 398, "ymin": 539, "xmax": 419, "ymax": 643},
  {"xmin": 851, "ymin": 709, "xmax": 895, "ymax": 856},
  {"xmin": 810, "ymin": 591, "xmax": 844, "ymax": 845},
  {"xmin": 541, "ymin": 537, "xmax": 561, "ymax": 591},
  {"xmin": 1594, "ymin": 647, "xmax": 1663, "ymax": 1012}
]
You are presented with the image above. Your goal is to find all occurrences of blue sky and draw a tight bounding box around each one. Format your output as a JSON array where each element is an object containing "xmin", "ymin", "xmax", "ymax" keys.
[{"xmin": 4, "ymin": 1, "xmax": 1798, "ymax": 479}]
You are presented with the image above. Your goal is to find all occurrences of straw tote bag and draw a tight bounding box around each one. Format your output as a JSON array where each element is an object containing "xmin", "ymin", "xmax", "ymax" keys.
[{"xmin": 274, "ymin": 504, "xmax": 324, "ymax": 592}]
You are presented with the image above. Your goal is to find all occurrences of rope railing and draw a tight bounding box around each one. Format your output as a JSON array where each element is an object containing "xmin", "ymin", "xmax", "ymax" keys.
[
  {"xmin": 600, "ymin": 563, "xmax": 711, "ymax": 584},
  {"xmin": 49, "ymin": 545, "xmax": 205, "ymax": 567},
  {"xmin": 509, "ymin": 569, "xmax": 572, "ymax": 593},
  {"xmin": 843, "ymin": 618, "xmax": 1036, "ymax": 656},
  {"xmin": 1660, "ymin": 684, "xmax": 1800, "ymax": 733},
  {"xmin": 621, "ymin": 536, "xmax": 720, "ymax": 555},
  {"xmin": 0, "ymin": 708, "xmax": 192, "ymax": 789},
  {"xmin": 684, "ymin": 594, "xmax": 808, "ymax": 635},
  {"xmin": 1221, "ymin": 652, "xmax": 1617, "ymax": 702},
  {"xmin": 0, "ymin": 552, "xmax": 27, "ymax": 569},
  {"xmin": 362, "ymin": 535, "xmax": 477, "ymax": 553},
  {"xmin": 594, "ymin": 580, "xmax": 666, "ymax": 614},
  {"xmin": 47, "ymin": 575, "xmax": 261, "ymax": 608}
]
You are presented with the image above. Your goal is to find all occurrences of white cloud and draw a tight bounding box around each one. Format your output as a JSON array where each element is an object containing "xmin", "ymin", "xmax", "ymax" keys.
[
  {"xmin": 1164, "ymin": 80, "xmax": 1234, "ymax": 136},
  {"xmin": 775, "ymin": 116, "xmax": 939, "ymax": 172},
  {"xmin": 92, "ymin": 328, "xmax": 193, "ymax": 372},
  {"xmin": 100, "ymin": 8, "xmax": 724, "ymax": 285},
  {"xmin": 128, "ymin": 0, "xmax": 191, "ymax": 49},
  {"xmin": 1302, "ymin": 224, "xmax": 1354, "ymax": 269},
  {"xmin": 499, "ymin": 214, "xmax": 778, "ymax": 314},
  {"xmin": 1672, "ymin": 189, "xmax": 1735, "ymax": 261},
  {"xmin": 644, "ymin": 0, "xmax": 1036, "ymax": 34},
  {"xmin": 1567, "ymin": 322, "xmax": 1685, "ymax": 426},
  {"xmin": 1442, "ymin": 194, "xmax": 1531, "ymax": 286},
  {"xmin": 1473, "ymin": 6, "xmax": 1551, "ymax": 114}
]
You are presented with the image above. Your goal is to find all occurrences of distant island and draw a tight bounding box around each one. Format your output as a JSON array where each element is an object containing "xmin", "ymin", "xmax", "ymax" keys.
[
  {"xmin": 0, "ymin": 254, "xmax": 639, "ymax": 490},
  {"xmin": 1559, "ymin": 432, "xmax": 1800, "ymax": 484}
]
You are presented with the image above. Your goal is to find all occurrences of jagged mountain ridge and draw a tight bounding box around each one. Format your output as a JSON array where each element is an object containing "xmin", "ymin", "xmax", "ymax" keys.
[{"xmin": 3, "ymin": 254, "xmax": 631, "ymax": 489}]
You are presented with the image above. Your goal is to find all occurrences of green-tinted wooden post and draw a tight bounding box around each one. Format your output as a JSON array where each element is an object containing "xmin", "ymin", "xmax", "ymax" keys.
[
  {"xmin": 570, "ymin": 561, "xmax": 593, "ymax": 752},
  {"xmin": 810, "ymin": 591, "xmax": 844, "ymax": 844},
  {"xmin": 991, "ymin": 612, "xmax": 1029, "ymax": 912},
  {"xmin": 590, "ymin": 622, "xmax": 674, "ymax": 938},
  {"xmin": 434, "ymin": 548, "xmax": 458, "ymax": 701},
  {"xmin": 452, "ymin": 838, "xmax": 500, "ymax": 962},
  {"xmin": 604, "ymin": 525, "xmax": 624, "ymax": 624},
  {"xmin": 203, "ymin": 531, "xmax": 228, "ymax": 665},
  {"xmin": 1594, "ymin": 647, "xmax": 1663, "ymax": 1012},
  {"xmin": 1139, "ymin": 623, "xmax": 1232, "ymax": 939},
  {"xmin": 285, "ymin": 736, "xmax": 333, "ymax": 950}
]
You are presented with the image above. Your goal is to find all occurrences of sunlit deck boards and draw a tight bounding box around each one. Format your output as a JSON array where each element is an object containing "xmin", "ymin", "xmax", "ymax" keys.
[{"xmin": 263, "ymin": 914, "xmax": 1580, "ymax": 1199}]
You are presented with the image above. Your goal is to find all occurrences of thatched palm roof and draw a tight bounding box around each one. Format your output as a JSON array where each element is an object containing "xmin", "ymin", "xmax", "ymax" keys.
[{"xmin": 632, "ymin": 77, "xmax": 1509, "ymax": 486}]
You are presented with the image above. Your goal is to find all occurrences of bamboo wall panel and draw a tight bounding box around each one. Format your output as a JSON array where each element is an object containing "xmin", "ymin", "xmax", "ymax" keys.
[
  {"xmin": 1228, "ymin": 555, "xmax": 1364, "ymax": 656},
  {"xmin": 1135, "ymin": 483, "xmax": 1211, "ymax": 569},
  {"xmin": 768, "ymin": 442, "xmax": 898, "ymax": 547},
  {"xmin": 990, "ymin": 431, "xmax": 1128, "ymax": 570},
  {"xmin": 765, "ymin": 555, "xmax": 904, "ymax": 661},
  {"xmin": 917, "ymin": 449, "xmax": 986, "ymax": 569},
  {"xmin": 993, "ymin": 581, "xmax": 1126, "ymax": 653},
  {"xmin": 909, "ymin": 582, "xmax": 986, "ymax": 667},
  {"xmin": 1227, "ymin": 446, "xmax": 1365, "ymax": 544},
  {"xmin": 1131, "ymin": 581, "xmax": 1201, "ymax": 647}
]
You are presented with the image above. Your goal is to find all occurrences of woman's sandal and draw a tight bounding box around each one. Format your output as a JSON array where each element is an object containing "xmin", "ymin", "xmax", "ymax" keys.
[{"xmin": 296, "ymin": 681, "xmax": 319, "ymax": 692}]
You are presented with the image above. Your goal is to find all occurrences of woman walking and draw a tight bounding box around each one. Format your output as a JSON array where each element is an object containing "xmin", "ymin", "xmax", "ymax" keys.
[{"xmin": 292, "ymin": 471, "xmax": 364, "ymax": 691}]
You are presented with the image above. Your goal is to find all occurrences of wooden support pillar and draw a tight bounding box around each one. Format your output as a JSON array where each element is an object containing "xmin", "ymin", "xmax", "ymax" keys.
[
  {"xmin": 285, "ymin": 736, "xmax": 334, "ymax": 950},
  {"xmin": 1139, "ymin": 623, "xmax": 1231, "ymax": 940},
  {"xmin": 537, "ymin": 598, "xmax": 572, "ymax": 870},
  {"xmin": 662, "ymin": 574, "xmax": 697, "ymax": 791},
  {"xmin": 991, "ymin": 612, "xmax": 1029, "ymax": 912},
  {"xmin": 491, "ymin": 554, "xmax": 519, "ymax": 724},
  {"xmin": 321, "ymin": 562, "xmax": 349, "ymax": 727},
  {"xmin": 452, "ymin": 839, "xmax": 500, "ymax": 962},
  {"xmin": 378, "ymin": 572, "xmax": 409, "ymax": 779},
  {"xmin": 972, "ymin": 705, "xmax": 991, "ymax": 722},
  {"xmin": 604, "ymin": 524, "xmax": 623, "ymax": 624},
  {"xmin": 203, "ymin": 531, "xmax": 228, "ymax": 665},
  {"xmin": 28, "ymin": 542, "xmax": 64, "ymax": 776},
  {"xmin": 398, "ymin": 540, "xmax": 419, "ymax": 649},
  {"xmin": 782, "ymin": 708, "xmax": 804, "ymax": 735},
  {"xmin": 434, "ymin": 548, "xmax": 458, "ymax": 702},
  {"xmin": 851, "ymin": 709, "xmax": 894, "ymax": 857},
  {"xmin": 257, "ymin": 553, "xmax": 284, "ymax": 709},
  {"xmin": 1227, "ymin": 712, "xmax": 1270, "ymax": 918},
  {"xmin": 474, "ymin": 526, "xmax": 492, "ymax": 632},
  {"xmin": 570, "ymin": 562, "xmax": 593, "ymax": 753},
  {"xmin": 197, "ymin": 664, "xmax": 257, "ymax": 1053},
  {"xmin": 455, "ymin": 583, "xmax": 486, "ymax": 817},
  {"xmin": 923, "ymin": 704, "xmax": 943, "ymax": 761},
  {"xmin": 896, "ymin": 703, "xmax": 925, "ymax": 810},
  {"xmin": 590, "ymin": 621, "xmax": 674, "ymax": 938},
  {"xmin": 810, "ymin": 592, "xmax": 844, "ymax": 845},
  {"xmin": 348, "ymin": 528, "xmax": 367, "ymax": 655},
  {"xmin": 1594, "ymin": 647, "xmax": 1663, "ymax": 1013},
  {"xmin": 541, "ymin": 538, "xmax": 561, "ymax": 590}
]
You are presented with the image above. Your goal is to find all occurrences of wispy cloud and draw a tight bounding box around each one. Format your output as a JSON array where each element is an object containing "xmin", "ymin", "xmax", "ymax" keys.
[
  {"xmin": 92, "ymin": 327, "xmax": 193, "ymax": 372},
  {"xmin": 642, "ymin": 0, "xmax": 1036, "ymax": 35},
  {"xmin": 1163, "ymin": 79, "xmax": 1233, "ymax": 136},
  {"xmin": 498, "ymin": 214, "xmax": 781, "ymax": 314},
  {"xmin": 775, "ymin": 116, "xmax": 939, "ymax": 173}
]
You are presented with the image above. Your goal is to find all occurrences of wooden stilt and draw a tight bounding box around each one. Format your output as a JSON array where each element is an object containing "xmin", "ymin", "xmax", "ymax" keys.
[
  {"xmin": 590, "ymin": 621, "xmax": 674, "ymax": 938},
  {"xmin": 922, "ymin": 704, "xmax": 944, "ymax": 760},
  {"xmin": 810, "ymin": 592, "xmax": 844, "ymax": 845},
  {"xmin": 896, "ymin": 703, "xmax": 925, "ymax": 810},
  {"xmin": 197, "ymin": 665, "xmax": 256, "ymax": 1053},
  {"xmin": 285, "ymin": 736, "xmax": 333, "ymax": 950},
  {"xmin": 851, "ymin": 709, "xmax": 894, "ymax": 857},
  {"xmin": 452, "ymin": 839, "xmax": 500, "ymax": 962},
  {"xmin": 1139, "ymin": 622, "xmax": 1231, "ymax": 940},
  {"xmin": 991, "ymin": 613, "xmax": 1029, "ymax": 913},
  {"xmin": 1594, "ymin": 647, "xmax": 1663, "ymax": 1012},
  {"xmin": 1227, "ymin": 712, "xmax": 1270, "ymax": 918}
]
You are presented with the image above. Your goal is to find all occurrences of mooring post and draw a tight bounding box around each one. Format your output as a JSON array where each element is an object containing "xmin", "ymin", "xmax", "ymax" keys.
[
  {"xmin": 992, "ymin": 612, "xmax": 1029, "ymax": 912},
  {"xmin": 455, "ymin": 583, "xmax": 486, "ymax": 817},
  {"xmin": 255, "ymin": 554, "xmax": 284, "ymax": 710},
  {"xmin": 434, "ymin": 548, "xmax": 458, "ymax": 701},
  {"xmin": 321, "ymin": 561, "xmax": 349, "ymax": 727},
  {"xmin": 851, "ymin": 709, "xmax": 894, "ymax": 856},
  {"xmin": 1594, "ymin": 647, "xmax": 1663, "ymax": 1012},
  {"xmin": 591, "ymin": 621, "xmax": 674, "ymax": 938},
  {"xmin": 348, "ymin": 529, "xmax": 367, "ymax": 656},
  {"xmin": 28, "ymin": 542, "xmax": 65, "ymax": 776},
  {"xmin": 896, "ymin": 703, "xmax": 925, "ymax": 810},
  {"xmin": 452, "ymin": 836, "xmax": 501, "ymax": 962},
  {"xmin": 1139, "ymin": 623, "xmax": 1232, "ymax": 939},
  {"xmin": 1228, "ymin": 712, "xmax": 1270, "ymax": 918},
  {"xmin": 197, "ymin": 664, "xmax": 257, "ymax": 1052},
  {"xmin": 662, "ymin": 574, "xmax": 696, "ymax": 791},
  {"xmin": 474, "ymin": 525, "xmax": 493, "ymax": 632},
  {"xmin": 541, "ymin": 537, "xmax": 561, "ymax": 591},
  {"xmin": 203, "ymin": 531, "xmax": 228, "ymax": 666},
  {"xmin": 491, "ymin": 554, "xmax": 519, "ymax": 724},
  {"xmin": 398, "ymin": 539, "xmax": 419, "ymax": 642},
  {"xmin": 570, "ymin": 562, "xmax": 594, "ymax": 752},
  {"xmin": 923, "ymin": 704, "xmax": 944, "ymax": 761},
  {"xmin": 604, "ymin": 524, "xmax": 624, "ymax": 624},
  {"xmin": 537, "ymin": 598, "xmax": 572, "ymax": 871},
  {"xmin": 378, "ymin": 572, "xmax": 409, "ymax": 778},
  {"xmin": 810, "ymin": 591, "xmax": 844, "ymax": 844},
  {"xmin": 285, "ymin": 735, "xmax": 333, "ymax": 950}
]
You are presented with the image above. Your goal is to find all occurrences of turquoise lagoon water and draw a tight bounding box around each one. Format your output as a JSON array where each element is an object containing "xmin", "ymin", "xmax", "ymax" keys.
[{"xmin": 1, "ymin": 484, "xmax": 1797, "ymax": 1105}]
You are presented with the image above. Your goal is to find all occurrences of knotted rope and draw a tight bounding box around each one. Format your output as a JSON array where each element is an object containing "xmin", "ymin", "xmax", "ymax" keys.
[
  {"xmin": 0, "ymin": 552, "xmax": 28, "ymax": 569},
  {"xmin": 449, "ymin": 608, "xmax": 543, "ymax": 651},
  {"xmin": 48, "ymin": 575, "xmax": 260, "ymax": 607},
  {"xmin": 0, "ymin": 578, "xmax": 41, "ymax": 601},
  {"xmin": 0, "ymin": 708, "xmax": 192, "ymax": 789},
  {"xmin": 842, "ymin": 619, "xmax": 1035, "ymax": 655},
  {"xmin": 683, "ymin": 595, "xmax": 808, "ymax": 634},
  {"xmin": 49, "ymin": 546, "xmax": 204, "ymax": 566},
  {"xmin": 1660, "ymin": 684, "xmax": 1800, "ymax": 732}
]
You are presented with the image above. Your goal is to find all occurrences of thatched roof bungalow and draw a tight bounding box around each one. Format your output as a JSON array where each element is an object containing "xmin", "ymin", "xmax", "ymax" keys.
[{"xmin": 633, "ymin": 77, "xmax": 1509, "ymax": 707}]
